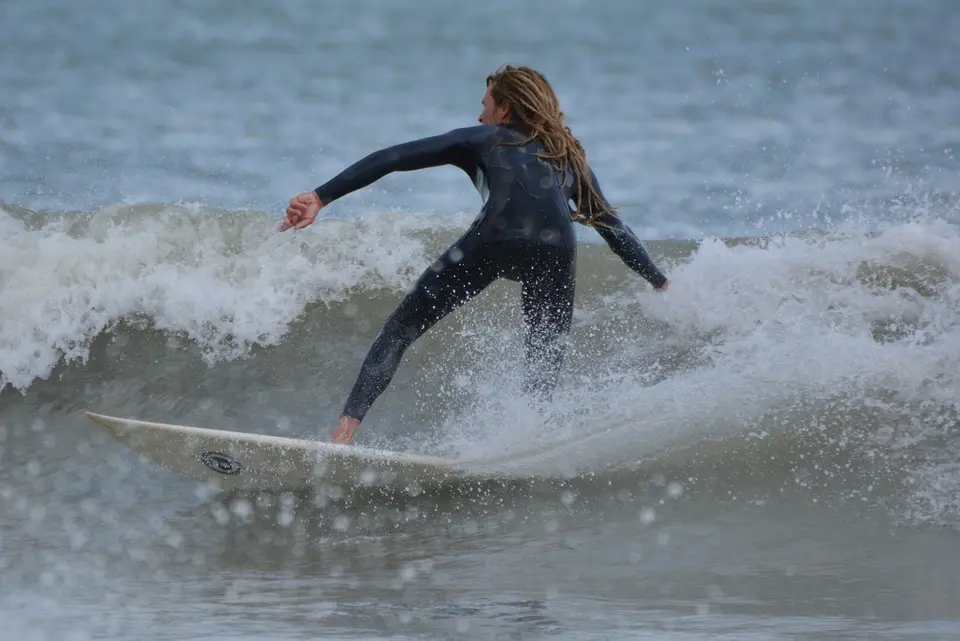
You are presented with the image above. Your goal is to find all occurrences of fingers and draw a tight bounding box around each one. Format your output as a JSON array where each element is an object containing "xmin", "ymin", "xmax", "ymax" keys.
[
  {"xmin": 287, "ymin": 193, "xmax": 311, "ymax": 214},
  {"xmin": 280, "ymin": 192, "xmax": 325, "ymax": 232},
  {"xmin": 279, "ymin": 212, "xmax": 315, "ymax": 232},
  {"xmin": 279, "ymin": 208, "xmax": 297, "ymax": 231},
  {"xmin": 279, "ymin": 194, "xmax": 308, "ymax": 232},
  {"xmin": 286, "ymin": 201, "xmax": 305, "ymax": 217}
]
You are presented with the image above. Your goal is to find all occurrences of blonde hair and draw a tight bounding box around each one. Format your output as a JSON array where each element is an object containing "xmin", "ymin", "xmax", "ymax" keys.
[{"xmin": 485, "ymin": 64, "xmax": 616, "ymax": 226}]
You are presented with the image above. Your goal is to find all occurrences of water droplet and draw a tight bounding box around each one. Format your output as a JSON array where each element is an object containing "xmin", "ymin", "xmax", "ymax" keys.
[
  {"xmin": 560, "ymin": 490, "xmax": 576, "ymax": 506},
  {"xmin": 313, "ymin": 458, "xmax": 328, "ymax": 476},
  {"xmin": 212, "ymin": 504, "xmax": 230, "ymax": 525},
  {"xmin": 399, "ymin": 565, "xmax": 417, "ymax": 582},
  {"xmin": 230, "ymin": 498, "xmax": 253, "ymax": 520},
  {"xmin": 667, "ymin": 482, "xmax": 684, "ymax": 498},
  {"xmin": 640, "ymin": 507, "xmax": 656, "ymax": 525}
]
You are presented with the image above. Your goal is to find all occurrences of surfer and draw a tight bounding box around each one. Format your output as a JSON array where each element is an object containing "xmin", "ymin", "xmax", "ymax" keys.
[{"xmin": 282, "ymin": 64, "xmax": 670, "ymax": 444}]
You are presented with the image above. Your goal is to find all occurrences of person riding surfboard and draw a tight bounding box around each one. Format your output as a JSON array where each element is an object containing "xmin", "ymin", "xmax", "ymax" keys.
[{"xmin": 282, "ymin": 65, "xmax": 670, "ymax": 444}]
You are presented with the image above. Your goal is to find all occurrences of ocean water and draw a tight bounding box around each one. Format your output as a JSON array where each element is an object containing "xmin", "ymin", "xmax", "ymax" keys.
[{"xmin": 2, "ymin": 0, "xmax": 960, "ymax": 639}]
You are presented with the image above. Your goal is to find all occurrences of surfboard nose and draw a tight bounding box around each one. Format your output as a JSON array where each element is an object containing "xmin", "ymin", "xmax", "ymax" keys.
[{"xmin": 85, "ymin": 410, "xmax": 123, "ymax": 436}]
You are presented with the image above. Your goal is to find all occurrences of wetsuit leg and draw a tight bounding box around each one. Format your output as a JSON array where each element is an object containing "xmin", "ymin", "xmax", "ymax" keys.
[
  {"xmin": 341, "ymin": 244, "xmax": 498, "ymax": 421},
  {"xmin": 517, "ymin": 245, "xmax": 576, "ymax": 399}
]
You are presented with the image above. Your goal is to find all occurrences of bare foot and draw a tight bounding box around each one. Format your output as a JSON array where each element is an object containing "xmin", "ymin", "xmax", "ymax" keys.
[{"xmin": 331, "ymin": 416, "xmax": 360, "ymax": 444}]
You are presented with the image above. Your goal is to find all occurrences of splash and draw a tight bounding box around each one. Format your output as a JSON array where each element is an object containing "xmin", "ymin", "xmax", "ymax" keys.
[{"xmin": 428, "ymin": 216, "xmax": 960, "ymax": 528}]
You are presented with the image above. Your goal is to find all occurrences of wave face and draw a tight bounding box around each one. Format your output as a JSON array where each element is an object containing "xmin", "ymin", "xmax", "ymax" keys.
[{"xmin": 3, "ymin": 204, "xmax": 960, "ymax": 528}]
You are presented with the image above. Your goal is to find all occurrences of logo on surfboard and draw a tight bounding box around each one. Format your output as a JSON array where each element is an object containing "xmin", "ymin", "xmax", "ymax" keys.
[{"xmin": 199, "ymin": 451, "xmax": 243, "ymax": 476}]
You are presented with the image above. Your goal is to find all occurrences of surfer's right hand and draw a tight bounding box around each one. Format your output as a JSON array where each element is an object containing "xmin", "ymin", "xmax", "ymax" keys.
[{"xmin": 280, "ymin": 191, "xmax": 324, "ymax": 231}]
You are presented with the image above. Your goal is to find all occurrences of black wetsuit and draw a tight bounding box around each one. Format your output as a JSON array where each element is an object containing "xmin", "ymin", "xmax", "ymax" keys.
[{"xmin": 313, "ymin": 123, "xmax": 667, "ymax": 421}]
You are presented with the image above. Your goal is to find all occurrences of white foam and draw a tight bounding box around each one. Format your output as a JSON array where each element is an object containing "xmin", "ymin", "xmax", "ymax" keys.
[
  {"xmin": 437, "ymin": 218, "xmax": 960, "ymax": 526},
  {"xmin": 0, "ymin": 205, "xmax": 464, "ymax": 392}
]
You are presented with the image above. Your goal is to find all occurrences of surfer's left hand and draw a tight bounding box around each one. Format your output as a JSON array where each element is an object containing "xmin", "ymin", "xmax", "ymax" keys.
[{"xmin": 280, "ymin": 191, "xmax": 324, "ymax": 231}]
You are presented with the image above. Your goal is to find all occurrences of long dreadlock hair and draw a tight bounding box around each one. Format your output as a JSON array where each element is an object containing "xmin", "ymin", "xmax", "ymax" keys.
[{"xmin": 485, "ymin": 64, "xmax": 617, "ymax": 227}]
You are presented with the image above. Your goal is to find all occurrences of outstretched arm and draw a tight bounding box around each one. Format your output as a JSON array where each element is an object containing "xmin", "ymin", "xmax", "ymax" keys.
[
  {"xmin": 313, "ymin": 128, "xmax": 479, "ymax": 205},
  {"xmin": 281, "ymin": 127, "xmax": 481, "ymax": 231},
  {"xmin": 586, "ymin": 168, "xmax": 669, "ymax": 290}
]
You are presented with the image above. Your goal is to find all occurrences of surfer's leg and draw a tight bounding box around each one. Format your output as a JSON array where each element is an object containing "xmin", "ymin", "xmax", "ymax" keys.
[
  {"xmin": 340, "ymin": 245, "xmax": 498, "ymax": 423},
  {"xmin": 519, "ymin": 246, "xmax": 576, "ymax": 400}
]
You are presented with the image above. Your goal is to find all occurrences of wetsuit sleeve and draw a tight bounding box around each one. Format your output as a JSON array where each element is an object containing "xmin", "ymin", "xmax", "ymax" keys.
[
  {"xmin": 586, "ymin": 168, "xmax": 668, "ymax": 289},
  {"xmin": 312, "ymin": 127, "xmax": 480, "ymax": 205}
]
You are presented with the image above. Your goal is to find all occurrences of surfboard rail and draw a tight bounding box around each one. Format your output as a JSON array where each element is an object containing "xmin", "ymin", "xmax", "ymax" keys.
[{"xmin": 84, "ymin": 410, "xmax": 463, "ymax": 492}]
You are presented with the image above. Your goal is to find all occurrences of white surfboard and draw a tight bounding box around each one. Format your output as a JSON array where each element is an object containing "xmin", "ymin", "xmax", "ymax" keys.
[{"xmin": 85, "ymin": 411, "xmax": 468, "ymax": 493}]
